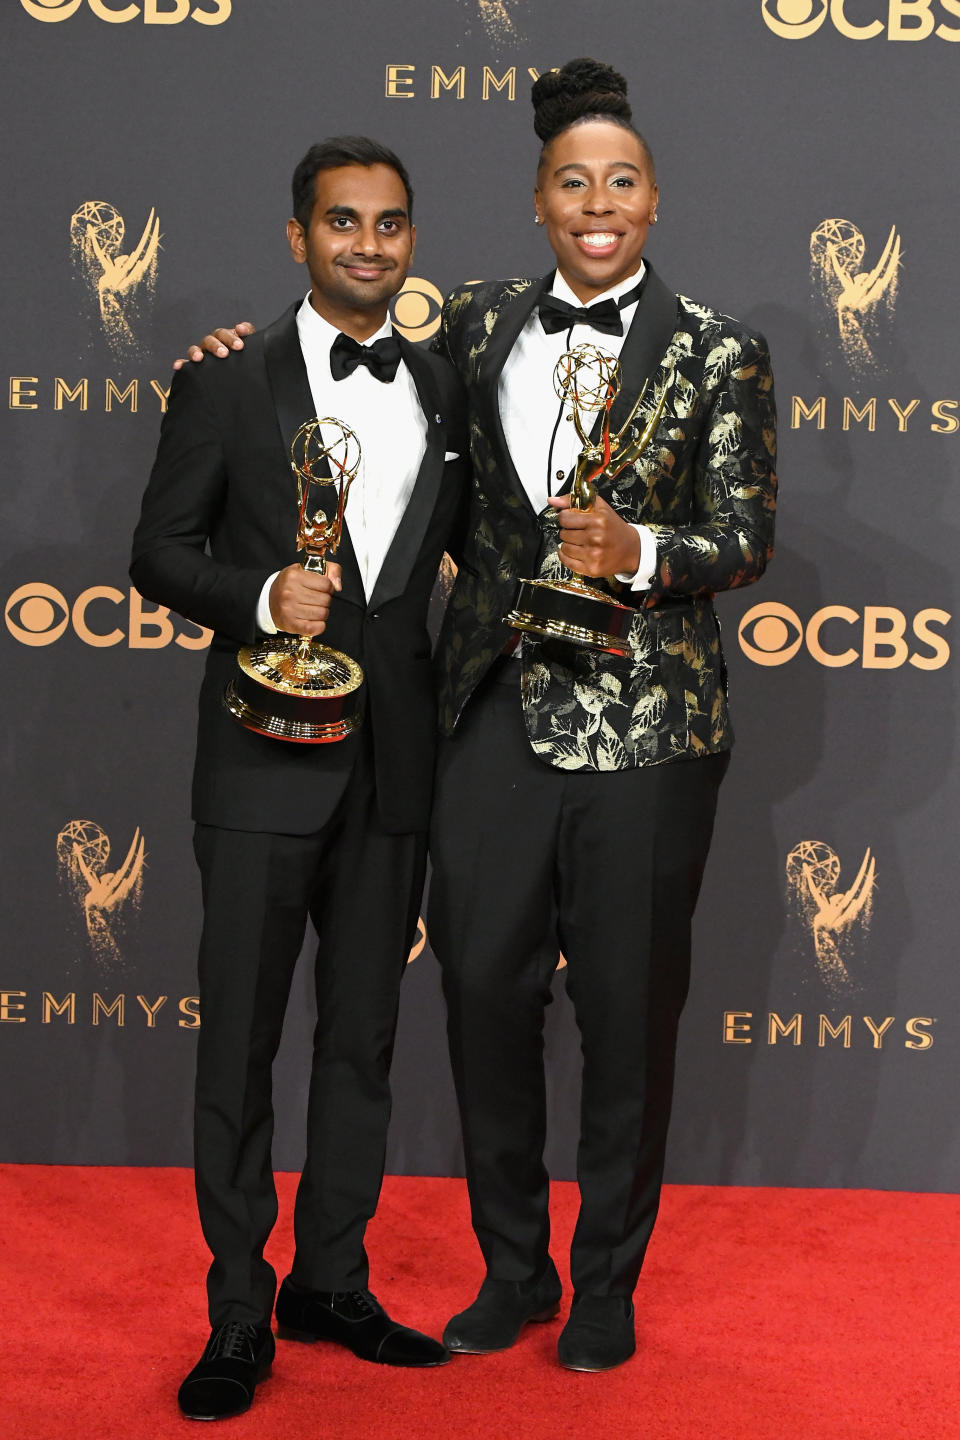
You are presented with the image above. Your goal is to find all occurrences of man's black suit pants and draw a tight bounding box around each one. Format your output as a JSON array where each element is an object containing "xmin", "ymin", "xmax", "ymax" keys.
[{"xmin": 191, "ymin": 742, "xmax": 425, "ymax": 1327}]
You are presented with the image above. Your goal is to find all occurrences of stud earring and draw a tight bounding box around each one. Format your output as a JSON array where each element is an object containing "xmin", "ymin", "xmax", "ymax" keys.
[{"xmin": 534, "ymin": 215, "xmax": 542, "ymax": 225}]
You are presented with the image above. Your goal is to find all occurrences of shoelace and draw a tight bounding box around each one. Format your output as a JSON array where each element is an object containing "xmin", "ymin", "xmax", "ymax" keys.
[
  {"xmin": 204, "ymin": 1321, "xmax": 260, "ymax": 1362},
  {"xmin": 329, "ymin": 1290, "xmax": 381, "ymax": 1318}
]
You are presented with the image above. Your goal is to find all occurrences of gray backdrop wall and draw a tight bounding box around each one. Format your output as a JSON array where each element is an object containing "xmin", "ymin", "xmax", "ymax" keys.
[{"xmin": 2, "ymin": 0, "xmax": 958, "ymax": 1193}]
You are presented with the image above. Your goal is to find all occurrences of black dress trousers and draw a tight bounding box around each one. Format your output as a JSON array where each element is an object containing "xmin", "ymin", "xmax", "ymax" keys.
[
  {"xmin": 192, "ymin": 736, "xmax": 426, "ymax": 1327},
  {"xmin": 428, "ymin": 665, "xmax": 728, "ymax": 1297}
]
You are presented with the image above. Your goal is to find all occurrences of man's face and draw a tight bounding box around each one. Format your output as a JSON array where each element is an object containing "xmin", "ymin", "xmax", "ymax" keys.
[
  {"xmin": 287, "ymin": 162, "xmax": 415, "ymax": 320},
  {"xmin": 534, "ymin": 121, "xmax": 658, "ymax": 303}
]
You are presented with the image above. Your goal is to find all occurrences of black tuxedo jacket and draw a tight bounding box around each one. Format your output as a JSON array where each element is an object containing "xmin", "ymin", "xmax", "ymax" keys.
[
  {"xmin": 131, "ymin": 303, "xmax": 468, "ymax": 835},
  {"xmin": 432, "ymin": 264, "xmax": 777, "ymax": 771}
]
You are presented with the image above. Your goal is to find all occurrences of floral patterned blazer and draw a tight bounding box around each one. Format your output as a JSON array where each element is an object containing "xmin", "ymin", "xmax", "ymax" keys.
[{"xmin": 432, "ymin": 262, "xmax": 777, "ymax": 771}]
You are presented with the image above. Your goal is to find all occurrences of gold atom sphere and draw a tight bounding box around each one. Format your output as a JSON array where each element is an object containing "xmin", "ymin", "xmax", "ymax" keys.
[
  {"xmin": 553, "ymin": 343, "xmax": 620, "ymax": 411},
  {"xmin": 290, "ymin": 417, "xmax": 361, "ymax": 488}
]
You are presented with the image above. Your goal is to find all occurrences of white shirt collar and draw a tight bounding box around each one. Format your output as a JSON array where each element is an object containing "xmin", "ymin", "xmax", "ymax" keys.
[
  {"xmin": 550, "ymin": 261, "xmax": 646, "ymax": 310},
  {"xmin": 296, "ymin": 293, "xmax": 394, "ymax": 351}
]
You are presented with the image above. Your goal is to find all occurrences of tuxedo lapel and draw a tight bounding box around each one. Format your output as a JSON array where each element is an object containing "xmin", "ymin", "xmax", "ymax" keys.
[
  {"xmin": 367, "ymin": 336, "xmax": 445, "ymax": 612},
  {"xmin": 607, "ymin": 262, "xmax": 679, "ymax": 435},
  {"xmin": 262, "ymin": 304, "xmax": 365, "ymax": 609},
  {"xmin": 477, "ymin": 274, "xmax": 552, "ymax": 515}
]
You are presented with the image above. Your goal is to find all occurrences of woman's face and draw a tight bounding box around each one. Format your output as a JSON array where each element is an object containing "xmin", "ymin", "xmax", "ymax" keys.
[{"xmin": 534, "ymin": 120, "xmax": 658, "ymax": 302}]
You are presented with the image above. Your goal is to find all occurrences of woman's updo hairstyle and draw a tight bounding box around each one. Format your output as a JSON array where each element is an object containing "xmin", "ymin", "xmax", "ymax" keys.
[{"xmin": 532, "ymin": 58, "xmax": 654, "ymax": 176}]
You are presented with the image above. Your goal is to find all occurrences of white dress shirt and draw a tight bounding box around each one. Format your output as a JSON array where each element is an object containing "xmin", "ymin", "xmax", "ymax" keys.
[
  {"xmin": 498, "ymin": 263, "xmax": 656, "ymax": 590},
  {"xmin": 257, "ymin": 296, "xmax": 428, "ymax": 630}
]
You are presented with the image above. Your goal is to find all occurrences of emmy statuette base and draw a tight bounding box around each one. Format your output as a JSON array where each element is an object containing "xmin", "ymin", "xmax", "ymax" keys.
[
  {"xmin": 223, "ymin": 640, "xmax": 364, "ymax": 745},
  {"xmin": 506, "ymin": 578, "xmax": 636, "ymax": 658},
  {"xmin": 223, "ymin": 680, "xmax": 361, "ymax": 744}
]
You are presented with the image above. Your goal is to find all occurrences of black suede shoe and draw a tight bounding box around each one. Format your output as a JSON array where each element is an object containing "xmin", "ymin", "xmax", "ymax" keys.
[
  {"xmin": 557, "ymin": 1295, "xmax": 636, "ymax": 1372},
  {"xmin": 442, "ymin": 1261, "xmax": 562, "ymax": 1353},
  {"xmin": 275, "ymin": 1277, "xmax": 449, "ymax": 1367},
  {"xmin": 177, "ymin": 1321, "xmax": 274, "ymax": 1420}
]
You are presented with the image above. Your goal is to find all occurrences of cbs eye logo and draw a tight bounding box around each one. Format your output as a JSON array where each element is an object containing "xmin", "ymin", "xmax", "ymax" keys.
[
  {"xmin": 5, "ymin": 584, "xmax": 70, "ymax": 645},
  {"xmin": 20, "ymin": 0, "xmax": 84, "ymax": 15},
  {"xmin": 739, "ymin": 602, "xmax": 805, "ymax": 664},
  {"xmin": 762, "ymin": 0, "xmax": 960, "ymax": 39},
  {"xmin": 738, "ymin": 601, "xmax": 951, "ymax": 670},
  {"xmin": 390, "ymin": 278, "xmax": 443, "ymax": 342},
  {"xmin": 762, "ymin": 0, "xmax": 829, "ymax": 37},
  {"xmin": 4, "ymin": 582, "xmax": 210, "ymax": 649},
  {"xmin": 19, "ymin": 0, "xmax": 230, "ymax": 24}
]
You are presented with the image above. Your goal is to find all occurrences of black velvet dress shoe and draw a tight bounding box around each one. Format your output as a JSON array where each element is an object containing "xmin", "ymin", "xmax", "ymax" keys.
[
  {"xmin": 177, "ymin": 1321, "xmax": 274, "ymax": 1420},
  {"xmin": 442, "ymin": 1261, "xmax": 562, "ymax": 1353},
  {"xmin": 275, "ymin": 1277, "xmax": 449, "ymax": 1367},
  {"xmin": 557, "ymin": 1295, "xmax": 636, "ymax": 1372}
]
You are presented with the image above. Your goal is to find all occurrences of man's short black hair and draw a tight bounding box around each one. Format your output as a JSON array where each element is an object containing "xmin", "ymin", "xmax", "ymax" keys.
[{"xmin": 291, "ymin": 136, "xmax": 414, "ymax": 229}]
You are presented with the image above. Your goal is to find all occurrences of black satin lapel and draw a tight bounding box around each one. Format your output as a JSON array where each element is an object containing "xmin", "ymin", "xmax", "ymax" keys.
[
  {"xmin": 262, "ymin": 304, "xmax": 365, "ymax": 609},
  {"xmin": 607, "ymin": 262, "xmax": 679, "ymax": 434},
  {"xmin": 479, "ymin": 274, "xmax": 553, "ymax": 513},
  {"xmin": 262, "ymin": 303, "xmax": 319, "ymax": 469},
  {"xmin": 367, "ymin": 337, "xmax": 445, "ymax": 612}
]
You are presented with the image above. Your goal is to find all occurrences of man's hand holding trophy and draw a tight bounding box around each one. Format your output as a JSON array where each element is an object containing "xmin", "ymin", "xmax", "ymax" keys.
[{"xmin": 223, "ymin": 417, "xmax": 365, "ymax": 743}]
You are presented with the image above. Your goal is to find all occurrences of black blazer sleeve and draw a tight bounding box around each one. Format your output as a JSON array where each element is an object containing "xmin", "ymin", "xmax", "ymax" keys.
[{"xmin": 130, "ymin": 363, "xmax": 271, "ymax": 647}]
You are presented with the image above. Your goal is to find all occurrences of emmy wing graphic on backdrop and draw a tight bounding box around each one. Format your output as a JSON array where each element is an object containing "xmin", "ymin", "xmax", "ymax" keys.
[
  {"xmin": 70, "ymin": 201, "xmax": 161, "ymax": 359},
  {"xmin": 475, "ymin": 0, "xmax": 521, "ymax": 41},
  {"xmin": 786, "ymin": 840, "xmax": 876, "ymax": 994},
  {"xmin": 810, "ymin": 219, "xmax": 901, "ymax": 373},
  {"xmin": 56, "ymin": 820, "xmax": 146, "ymax": 969},
  {"xmin": 408, "ymin": 918, "xmax": 427, "ymax": 964}
]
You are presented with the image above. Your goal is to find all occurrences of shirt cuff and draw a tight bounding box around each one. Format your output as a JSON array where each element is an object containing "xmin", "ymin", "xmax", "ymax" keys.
[
  {"xmin": 256, "ymin": 573, "xmax": 280, "ymax": 634},
  {"xmin": 614, "ymin": 524, "xmax": 657, "ymax": 592}
]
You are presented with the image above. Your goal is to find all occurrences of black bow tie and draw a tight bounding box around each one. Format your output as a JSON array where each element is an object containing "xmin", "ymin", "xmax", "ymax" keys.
[
  {"xmin": 330, "ymin": 332, "xmax": 402, "ymax": 383},
  {"xmin": 537, "ymin": 274, "xmax": 647, "ymax": 338},
  {"xmin": 538, "ymin": 295, "xmax": 623, "ymax": 336}
]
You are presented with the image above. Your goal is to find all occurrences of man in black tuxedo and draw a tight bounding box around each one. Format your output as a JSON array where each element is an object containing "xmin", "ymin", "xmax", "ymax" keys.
[{"xmin": 131, "ymin": 136, "xmax": 466, "ymax": 1421}]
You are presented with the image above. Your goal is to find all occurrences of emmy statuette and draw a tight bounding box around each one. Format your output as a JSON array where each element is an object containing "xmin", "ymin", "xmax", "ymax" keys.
[
  {"xmin": 224, "ymin": 418, "xmax": 365, "ymax": 743},
  {"xmin": 505, "ymin": 344, "xmax": 671, "ymax": 657}
]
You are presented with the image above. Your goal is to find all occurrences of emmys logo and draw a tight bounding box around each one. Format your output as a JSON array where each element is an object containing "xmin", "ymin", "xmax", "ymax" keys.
[
  {"xmin": 390, "ymin": 277, "xmax": 443, "ymax": 342},
  {"xmin": 737, "ymin": 601, "xmax": 950, "ymax": 669},
  {"xmin": 810, "ymin": 219, "xmax": 901, "ymax": 373},
  {"xmin": 19, "ymin": 1, "xmax": 231, "ymax": 24},
  {"xmin": 57, "ymin": 820, "xmax": 146, "ymax": 969},
  {"xmin": 785, "ymin": 841, "xmax": 876, "ymax": 993},
  {"xmin": 762, "ymin": 0, "xmax": 960, "ymax": 39},
  {"xmin": 70, "ymin": 202, "xmax": 161, "ymax": 360},
  {"xmin": 385, "ymin": 64, "xmax": 541, "ymax": 100}
]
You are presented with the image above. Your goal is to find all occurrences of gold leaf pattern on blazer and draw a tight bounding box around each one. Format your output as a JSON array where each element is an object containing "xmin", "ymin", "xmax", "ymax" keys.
[{"xmin": 432, "ymin": 277, "xmax": 777, "ymax": 772}]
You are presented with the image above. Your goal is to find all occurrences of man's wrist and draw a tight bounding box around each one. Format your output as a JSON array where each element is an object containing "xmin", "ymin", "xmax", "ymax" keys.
[{"xmin": 256, "ymin": 572, "xmax": 280, "ymax": 634}]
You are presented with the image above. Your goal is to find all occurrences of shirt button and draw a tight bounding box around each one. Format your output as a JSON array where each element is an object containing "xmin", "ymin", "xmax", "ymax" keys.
[{"xmin": 556, "ymin": 471, "xmax": 565, "ymax": 481}]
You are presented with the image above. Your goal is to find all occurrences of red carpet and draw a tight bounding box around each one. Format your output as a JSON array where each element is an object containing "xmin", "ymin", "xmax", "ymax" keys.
[{"xmin": 1, "ymin": 1167, "xmax": 957, "ymax": 1440}]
